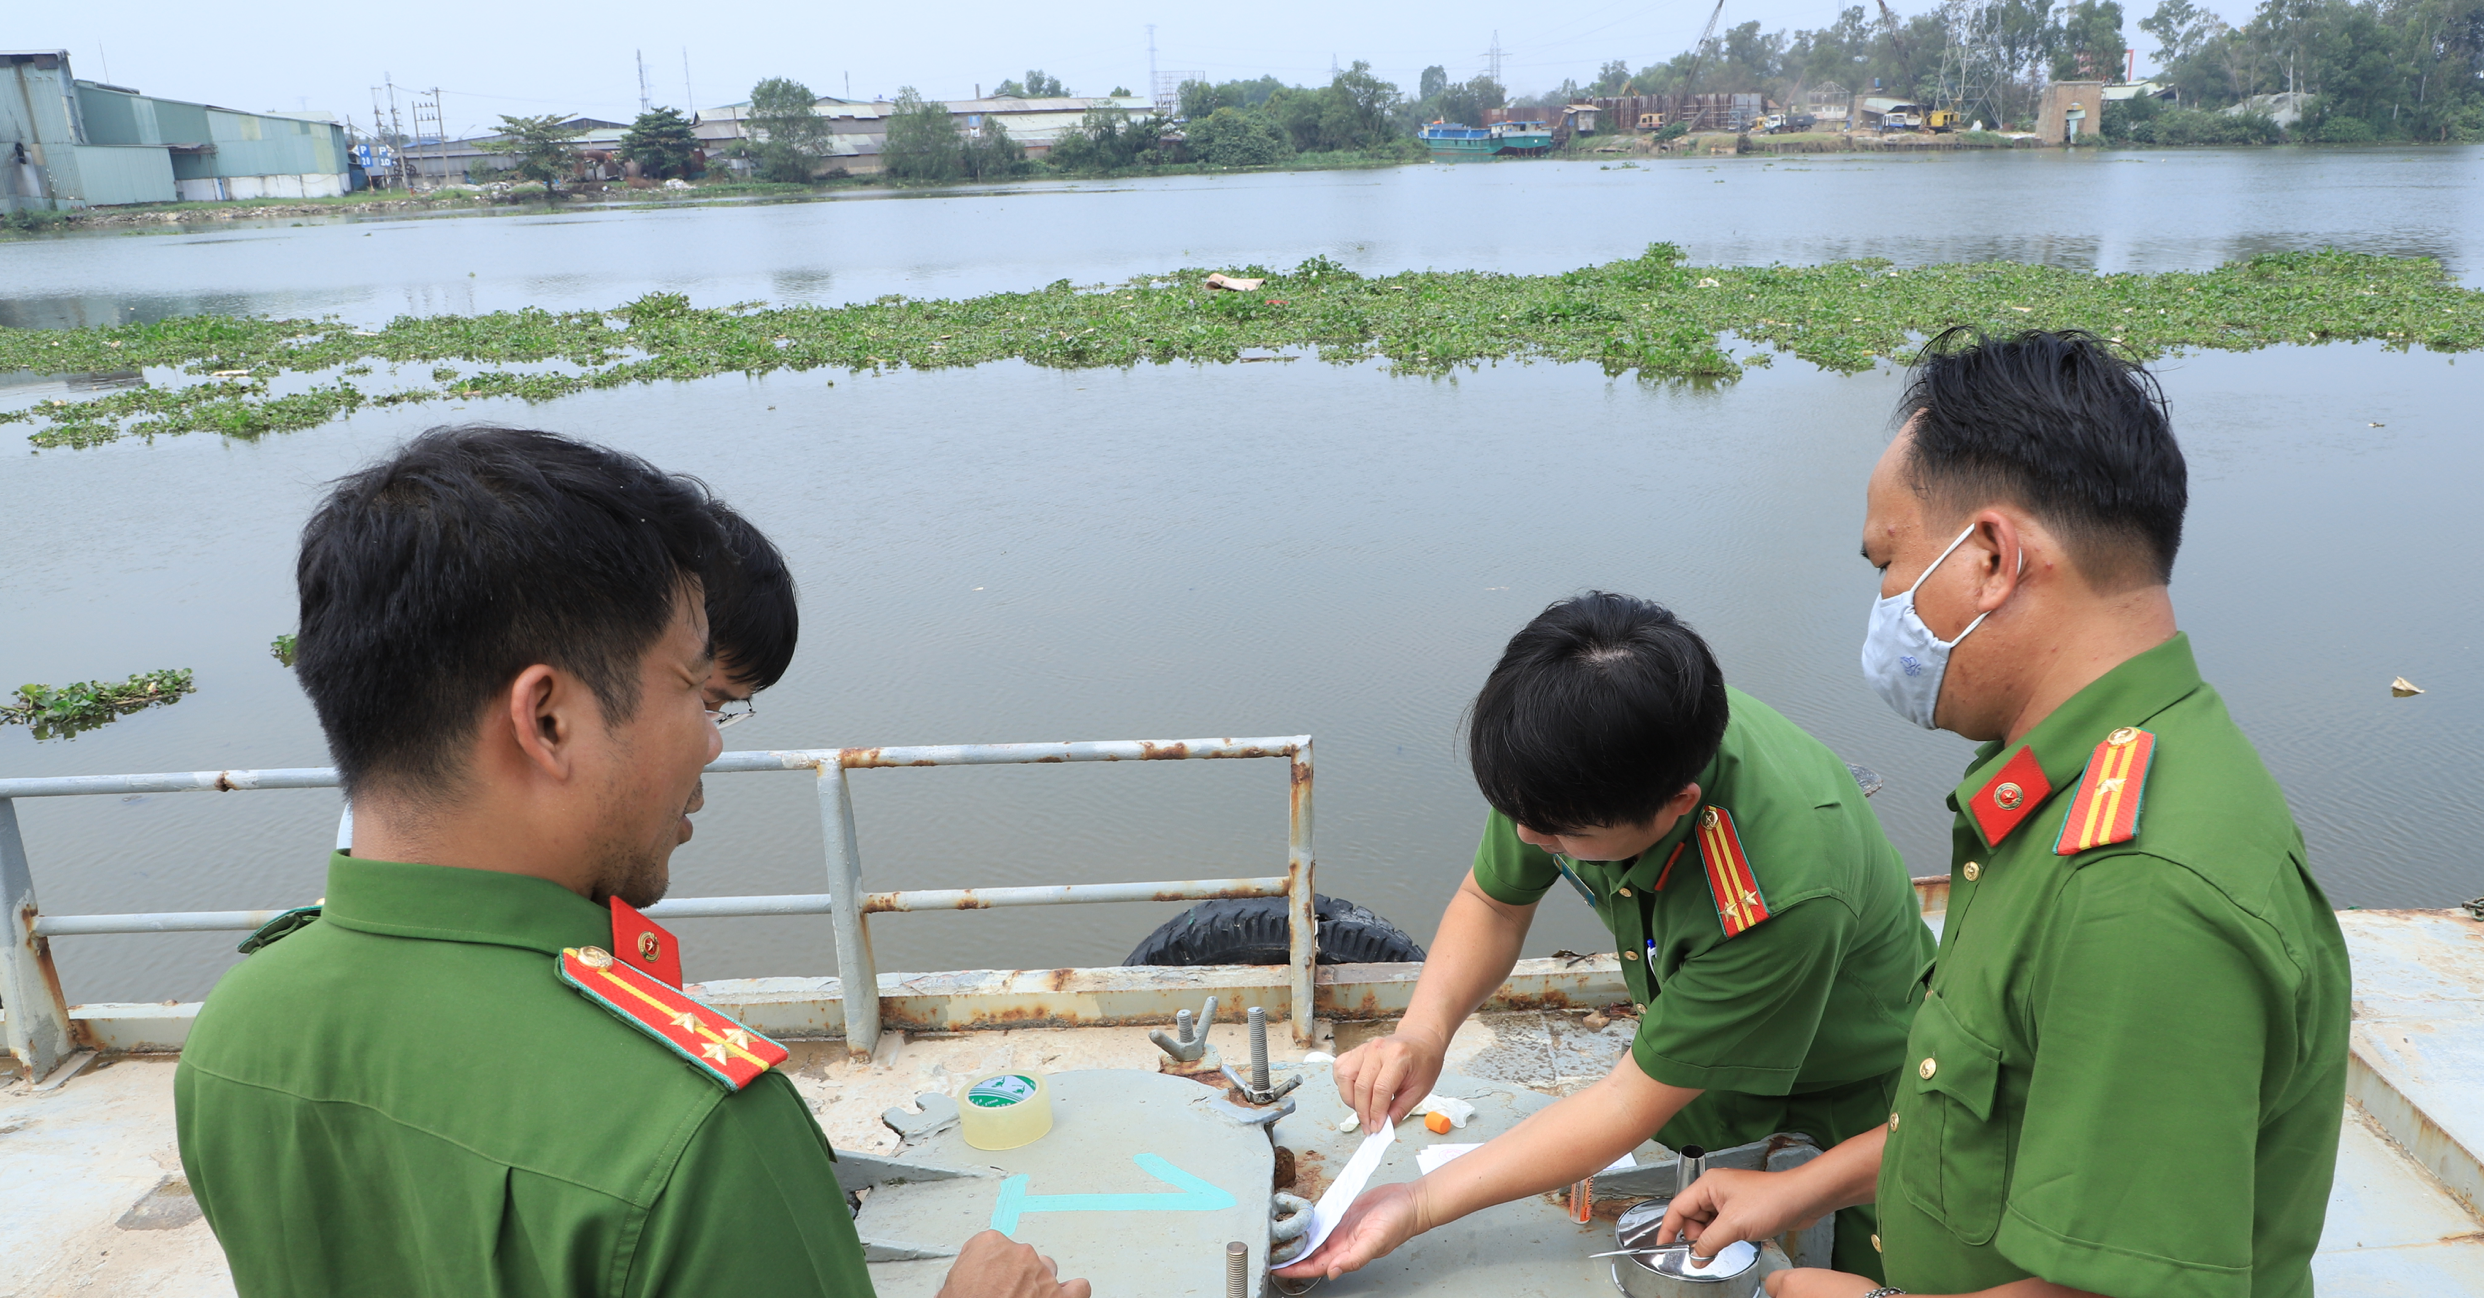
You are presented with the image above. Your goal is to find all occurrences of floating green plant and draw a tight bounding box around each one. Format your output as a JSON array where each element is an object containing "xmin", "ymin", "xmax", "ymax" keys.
[
  {"xmin": 2, "ymin": 669, "xmax": 196, "ymax": 740},
  {"xmin": 5, "ymin": 248, "xmax": 2477, "ymax": 449}
]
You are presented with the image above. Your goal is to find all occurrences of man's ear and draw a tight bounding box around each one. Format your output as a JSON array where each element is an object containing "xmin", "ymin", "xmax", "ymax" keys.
[
  {"xmin": 505, "ymin": 664, "xmax": 574, "ymax": 780},
  {"xmin": 1667, "ymin": 782, "xmax": 1703, "ymax": 819},
  {"xmin": 1968, "ymin": 510, "xmax": 2028, "ymax": 614}
]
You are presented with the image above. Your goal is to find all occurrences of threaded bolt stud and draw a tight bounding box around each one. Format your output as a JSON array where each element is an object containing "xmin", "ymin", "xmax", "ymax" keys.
[
  {"xmin": 1225, "ymin": 1240, "xmax": 1248, "ymax": 1298},
  {"xmin": 1247, "ymin": 1006, "xmax": 1271, "ymax": 1091}
]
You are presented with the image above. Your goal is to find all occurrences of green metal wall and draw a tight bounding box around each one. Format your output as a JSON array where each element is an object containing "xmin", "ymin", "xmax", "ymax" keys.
[{"xmin": 68, "ymin": 144, "xmax": 174, "ymax": 204}]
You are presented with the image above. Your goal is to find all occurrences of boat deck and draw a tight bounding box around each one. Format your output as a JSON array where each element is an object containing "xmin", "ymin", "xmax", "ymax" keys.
[{"xmin": 4, "ymin": 910, "xmax": 2479, "ymax": 1296}]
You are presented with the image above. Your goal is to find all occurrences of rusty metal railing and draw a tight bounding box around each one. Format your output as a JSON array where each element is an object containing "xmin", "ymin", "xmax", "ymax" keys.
[{"xmin": 0, "ymin": 736, "xmax": 1317, "ymax": 1077}]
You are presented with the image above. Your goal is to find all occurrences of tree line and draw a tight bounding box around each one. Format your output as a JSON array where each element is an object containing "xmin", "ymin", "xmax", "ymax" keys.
[{"xmin": 1551, "ymin": 0, "xmax": 2481, "ymax": 141}]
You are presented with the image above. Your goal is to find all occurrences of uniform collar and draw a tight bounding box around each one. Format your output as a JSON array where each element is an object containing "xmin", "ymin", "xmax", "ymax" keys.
[
  {"xmin": 1949, "ymin": 633, "xmax": 2204, "ymax": 852},
  {"xmin": 319, "ymin": 851, "xmax": 611, "ymax": 956}
]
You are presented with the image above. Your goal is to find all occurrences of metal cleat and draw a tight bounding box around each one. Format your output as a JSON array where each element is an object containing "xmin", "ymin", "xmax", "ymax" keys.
[
  {"xmin": 1150, "ymin": 996, "xmax": 1221, "ymax": 1064},
  {"xmin": 1203, "ymin": 1094, "xmax": 1297, "ymax": 1128},
  {"xmin": 880, "ymin": 1092, "xmax": 962, "ymax": 1144}
]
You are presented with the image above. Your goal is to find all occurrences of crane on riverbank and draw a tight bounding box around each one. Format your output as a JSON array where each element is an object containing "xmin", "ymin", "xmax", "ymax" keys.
[{"xmin": 1667, "ymin": 0, "xmax": 1730, "ymax": 132}]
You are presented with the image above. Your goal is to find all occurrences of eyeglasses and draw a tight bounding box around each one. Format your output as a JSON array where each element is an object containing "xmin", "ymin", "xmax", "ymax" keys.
[{"xmin": 705, "ymin": 699, "xmax": 756, "ymax": 730}]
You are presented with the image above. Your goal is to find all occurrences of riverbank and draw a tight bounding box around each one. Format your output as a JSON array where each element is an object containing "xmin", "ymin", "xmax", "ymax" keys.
[
  {"xmin": 13, "ymin": 149, "xmax": 1425, "ymax": 232},
  {"xmin": 5, "ymin": 246, "xmax": 2477, "ymax": 449}
]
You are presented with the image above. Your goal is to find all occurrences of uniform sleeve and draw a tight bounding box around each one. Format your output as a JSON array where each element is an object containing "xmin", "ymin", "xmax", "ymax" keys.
[
  {"xmin": 1470, "ymin": 809, "xmax": 1559, "ymax": 906},
  {"xmin": 1630, "ymin": 897, "xmax": 1851, "ymax": 1094},
  {"xmin": 1996, "ymin": 856, "xmax": 2282, "ymax": 1298},
  {"xmin": 624, "ymin": 1072, "xmax": 876, "ymax": 1297}
]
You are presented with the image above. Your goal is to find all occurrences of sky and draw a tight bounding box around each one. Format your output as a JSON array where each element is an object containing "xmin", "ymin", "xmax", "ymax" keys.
[{"xmin": 24, "ymin": 0, "xmax": 2214, "ymax": 138}]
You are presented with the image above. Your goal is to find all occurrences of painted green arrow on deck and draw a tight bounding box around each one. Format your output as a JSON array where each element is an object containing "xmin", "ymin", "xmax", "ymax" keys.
[{"xmin": 988, "ymin": 1153, "xmax": 1237, "ymax": 1235}]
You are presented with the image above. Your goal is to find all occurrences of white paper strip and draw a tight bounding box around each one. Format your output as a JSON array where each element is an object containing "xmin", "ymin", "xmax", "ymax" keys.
[{"xmin": 1301, "ymin": 1123, "xmax": 1398, "ymax": 1258}]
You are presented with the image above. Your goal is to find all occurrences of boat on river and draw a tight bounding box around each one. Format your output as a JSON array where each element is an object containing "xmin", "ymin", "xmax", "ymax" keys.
[
  {"xmin": 1420, "ymin": 122, "xmax": 1499, "ymax": 160},
  {"xmin": 4, "ymin": 738, "xmax": 2481, "ymax": 1295},
  {"xmin": 1420, "ymin": 120, "xmax": 1555, "ymax": 161},
  {"xmin": 1494, "ymin": 120, "xmax": 1554, "ymax": 156}
]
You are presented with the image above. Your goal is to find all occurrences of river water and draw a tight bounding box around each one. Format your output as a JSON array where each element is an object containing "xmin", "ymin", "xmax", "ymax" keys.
[{"xmin": 3, "ymin": 148, "xmax": 2478, "ymax": 1005}]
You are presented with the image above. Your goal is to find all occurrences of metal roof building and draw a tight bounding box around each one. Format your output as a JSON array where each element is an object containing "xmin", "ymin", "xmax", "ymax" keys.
[{"xmin": 2, "ymin": 50, "xmax": 350, "ymax": 211}]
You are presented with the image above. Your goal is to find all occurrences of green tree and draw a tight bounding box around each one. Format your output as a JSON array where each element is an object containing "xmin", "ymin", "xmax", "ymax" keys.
[
  {"xmin": 885, "ymin": 87, "xmax": 965, "ymax": 180},
  {"xmin": 748, "ymin": 78, "xmax": 830, "ymax": 183},
  {"xmin": 1419, "ymin": 65, "xmax": 1450, "ymax": 99},
  {"xmin": 1179, "ymin": 78, "xmax": 1218, "ymax": 118},
  {"xmin": 1434, "ymin": 74, "xmax": 1505, "ymax": 126},
  {"xmin": 620, "ymin": 106, "xmax": 699, "ymax": 179},
  {"xmin": 994, "ymin": 69, "xmax": 1066, "ymax": 97},
  {"xmin": 962, "ymin": 116, "xmax": 1028, "ymax": 179},
  {"xmin": 1046, "ymin": 104, "xmax": 1169, "ymax": 171},
  {"xmin": 2140, "ymin": 0, "xmax": 2226, "ymax": 65},
  {"xmin": 481, "ymin": 113, "xmax": 585, "ymax": 200},
  {"xmin": 2054, "ymin": 0, "xmax": 2130, "ymax": 80},
  {"xmin": 1186, "ymin": 107, "xmax": 1295, "ymax": 164}
]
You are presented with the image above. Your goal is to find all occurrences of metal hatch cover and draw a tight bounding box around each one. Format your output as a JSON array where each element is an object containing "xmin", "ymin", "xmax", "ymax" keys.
[{"xmin": 859, "ymin": 1069, "xmax": 1277, "ymax": 1297}]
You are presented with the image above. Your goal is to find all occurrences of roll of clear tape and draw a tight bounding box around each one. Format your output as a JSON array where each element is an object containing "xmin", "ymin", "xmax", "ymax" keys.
[{"xmin": 959, "ymin": 1071, "xmax": 1054, "ymax": 1150}]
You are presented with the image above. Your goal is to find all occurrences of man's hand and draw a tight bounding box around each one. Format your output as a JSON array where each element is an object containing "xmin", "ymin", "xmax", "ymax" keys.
[
  {"xmin": 1654, "ymin": 1168, "xmax": 1826, "ymax": 1259},
  {"xmin": 1334, "ymin": 1030, "xmax": 1447, "ymax": 1131},
  {"xmin": 1764, "ymin": 1269, "xmax": 1886, "ymax": 1298},
  {"xmin": 1272, "ymin": 1181, "xmax": 1425, "ymax": 1280},
  {"xmin": 934, "ymin": 1230, "xmax": 1091, "ymax": 1298}
]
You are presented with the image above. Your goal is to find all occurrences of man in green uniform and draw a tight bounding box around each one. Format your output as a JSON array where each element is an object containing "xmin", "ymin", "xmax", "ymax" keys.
[
  {"xmin": 176, "ymin": 426, "xmax": 1085, "ymax": 1298},
  {"xmin": 1655, "ymin": 330, "xmax": 2351, "ymax": 1298},
  {"xmin": 1281, "ymin": 593, "xmax": 1933, "ymax": 1282}
]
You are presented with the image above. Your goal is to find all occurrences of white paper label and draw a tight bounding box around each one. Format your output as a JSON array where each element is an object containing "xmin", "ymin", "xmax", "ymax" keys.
[{"xmin": 1300, "ymin": 1122, "xmax": 1397, "ymax": 1259}]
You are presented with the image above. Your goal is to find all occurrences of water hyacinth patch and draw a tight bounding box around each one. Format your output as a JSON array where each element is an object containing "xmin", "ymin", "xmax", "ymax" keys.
[
  {"xmin": 2, "ymin": 669, "xmax": 196, "ymax": 741},
  {"xmin": 2, "ymin": 247, "xmax": 2477, "ymax": 449}
]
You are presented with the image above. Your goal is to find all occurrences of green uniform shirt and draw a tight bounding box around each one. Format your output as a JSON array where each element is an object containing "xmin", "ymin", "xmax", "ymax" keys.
[
  {"xmin": 1878, "ymin": 634, "xmax": 2350, "ymax": 1298},
  {"xmin": 176, "ymin": 854, "xmax": 873, "ymax": 1298},
  {"xmin": 1471, "ymin": 687, "xmax": 1933, "ymax": 1274}
]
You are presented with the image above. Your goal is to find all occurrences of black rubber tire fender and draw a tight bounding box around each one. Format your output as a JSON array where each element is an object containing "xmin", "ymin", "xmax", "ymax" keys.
[{"xmin": 1123, "ymin": 894, "xmax": 1428, "ymax": 966}]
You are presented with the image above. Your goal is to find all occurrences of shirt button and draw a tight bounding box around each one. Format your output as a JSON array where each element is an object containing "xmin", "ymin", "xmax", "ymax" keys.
[
  {"xmin": 1623, "ymin": 949, "xmax": 1641, "ymax": 961},
  {"xmin": 1888, "ymin": 1111, "xmax": 1900, "ymax": 1131},
  {"xmin": 1617, "ymin": 886, "xmax": 1632, "ymax": 897},
  {"xmin": 1963, "ymin": 861, "xmax": 1981, "ymax": 882},
  {"xmin": 1919, "ymin": 1056, "xmax": 1938, "ymax": 1080},
  {"xmin": 1871, "ymin": 1233, "xmax": 1883, "ymax": 1253}
]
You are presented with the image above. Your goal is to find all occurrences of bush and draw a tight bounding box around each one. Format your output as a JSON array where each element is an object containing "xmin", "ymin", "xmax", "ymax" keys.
[
  {"xmin": 2126, "ymin": 107, "xmax": 2282, "ymax": 146},
  {"xmin": 1187, "ymin": 108, "xmax": 1294, "ymax": 166},
  {"xmin": 2311, "ymin": 112, "xmax": 2377, "ymax": 143}
]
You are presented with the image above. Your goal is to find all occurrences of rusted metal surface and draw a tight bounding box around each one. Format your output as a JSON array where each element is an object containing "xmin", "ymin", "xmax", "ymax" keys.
[
  {"xmin": 861, "ymin": 878, "xmax": 1289, "ymax": 914},
  {"xmin": 2337, "ymin": 908, "xmax": 2484, "ymax": 1219},
  {"xmin": 1, "ymin": 799, "xmax": 75, "ymax": 1078},
  {"xmin": 1285, "ymin": 744, "xmax": 1318, "ymax": 1045},
  {"xmin": 661, "ymin": 957, "xmax": 1629, "ymax": 1042},
  {"xmin": 0, "ymin": 767, "xmax": 341, "ymax": 799},
  {"xmin": 1911, "ymin": 874, "xmax": 1949, "ymax": 917}
]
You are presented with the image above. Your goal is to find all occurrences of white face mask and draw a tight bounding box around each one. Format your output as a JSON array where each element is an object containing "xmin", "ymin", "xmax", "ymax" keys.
[{"xmin": 1860, "ymin": 525, "xmax": 2008, "ymax": 730}]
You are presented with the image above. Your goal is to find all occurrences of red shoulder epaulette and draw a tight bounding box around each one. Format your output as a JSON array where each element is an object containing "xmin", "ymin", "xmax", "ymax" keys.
[
  {"xmin": 2054, "ymin": 726, "xmax": 2158, "ymax": 856},
  {"xmin": 557, "ymin": 947, "xmax": 788, "ymax": 1090},
  {"xmin": 1694, "ymin": 806, "xmax": 1772, "ymax": 938}
]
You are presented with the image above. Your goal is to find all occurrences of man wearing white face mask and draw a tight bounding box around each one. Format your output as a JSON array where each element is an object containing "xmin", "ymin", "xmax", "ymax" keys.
[{"xmin": 1655, "ymin": 329, "xmax": 2350, "ymax": 1298}]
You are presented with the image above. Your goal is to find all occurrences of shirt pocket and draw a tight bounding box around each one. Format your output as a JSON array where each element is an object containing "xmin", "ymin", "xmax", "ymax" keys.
[{"xmin": 1898, "ymin": 990, "xmax": 2009, "ymax": 1246}]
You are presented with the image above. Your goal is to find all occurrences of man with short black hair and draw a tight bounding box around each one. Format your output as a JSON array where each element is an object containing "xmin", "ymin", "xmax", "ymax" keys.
[
  {"xmin": 1656, "ymin": 331, "xmax": 2350, "ymax": 1298},
  {"xmin": 177, "ymin": 426, "xmax": 1085, "ymax": 1298},
  {"xmin": 1284, "ymin": 593, "xmax": 1932, "ymax": 1282}
]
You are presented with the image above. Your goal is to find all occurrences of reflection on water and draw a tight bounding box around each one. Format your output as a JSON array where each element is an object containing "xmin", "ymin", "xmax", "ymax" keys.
[
  {"xmin": 0, "ymin": 344, "xmax": 2471, "ymax": 1006},
  {"xmin": 3, "ymin": 146, "xmax": 2479, "ymax": 331}
]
